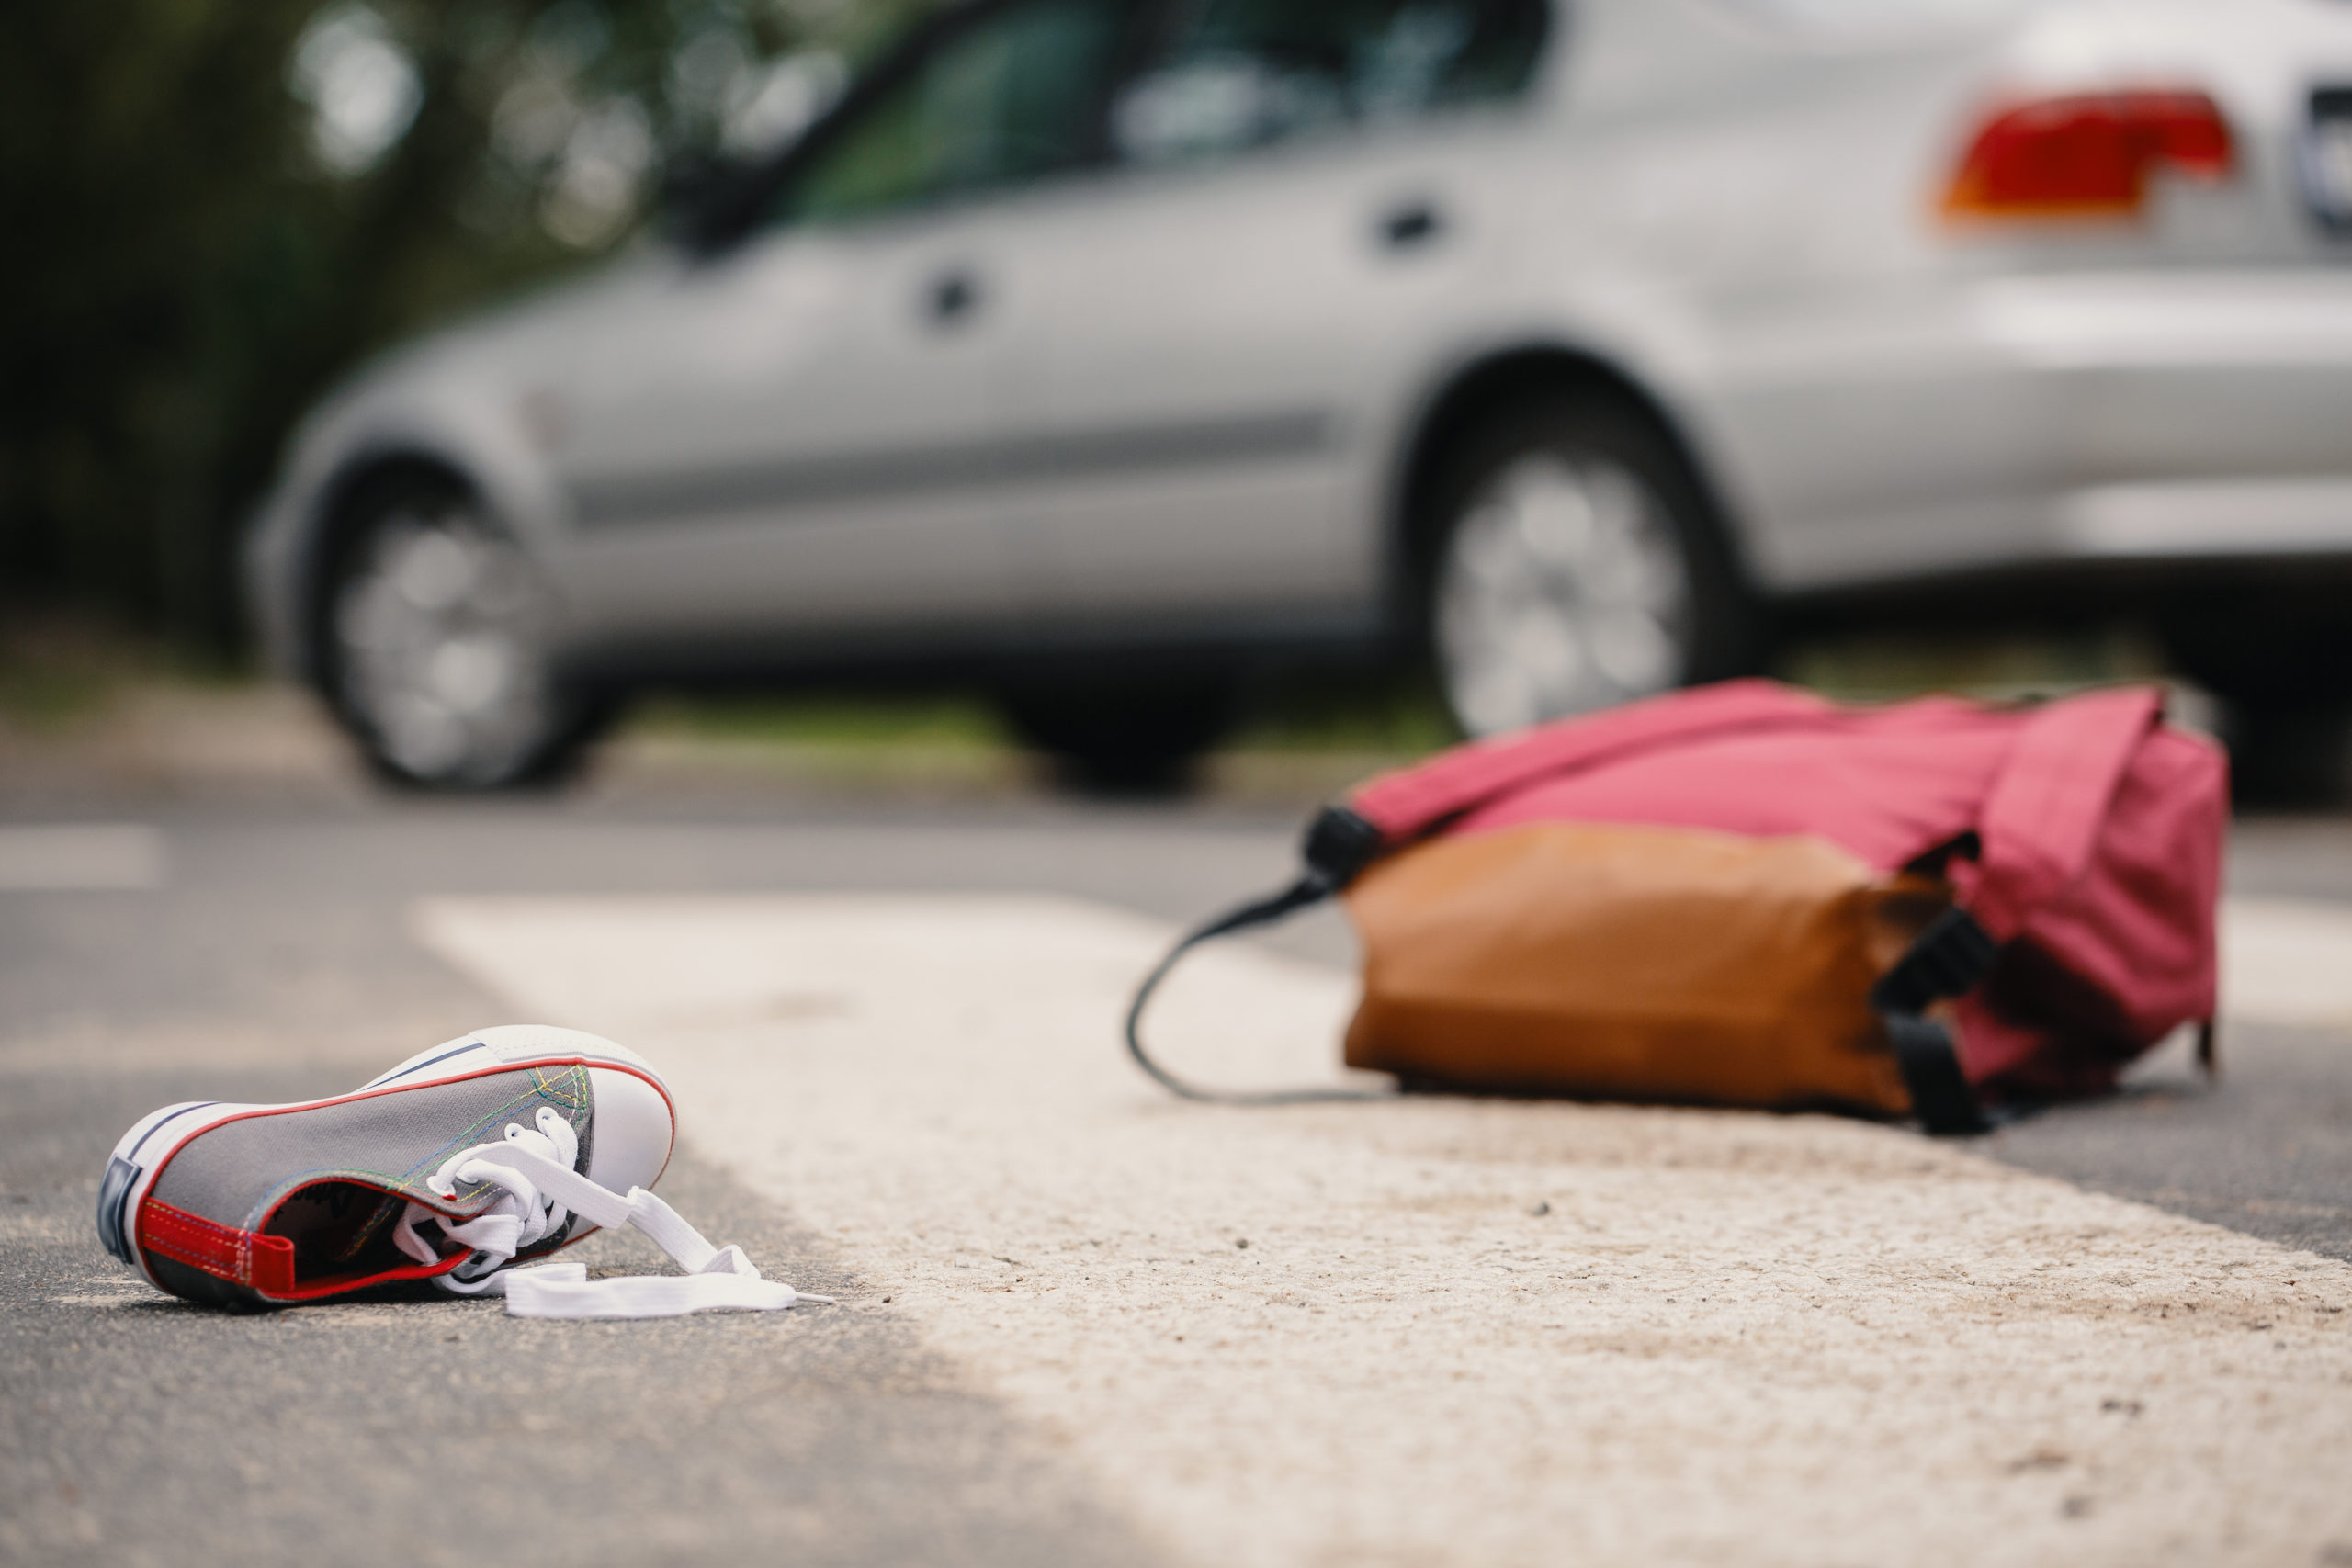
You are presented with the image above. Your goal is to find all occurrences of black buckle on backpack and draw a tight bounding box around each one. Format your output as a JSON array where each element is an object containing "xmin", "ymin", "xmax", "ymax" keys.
[
  {"xmin": 1871, "ymin": 907, "xmax": 1998, "ymax": 1136},
  {"xmin": 1883, "ymin": 1014, "xmax": 1990, "ymax": 1136},
  {"xmin": 1869, "ymin": 907, "xmax": 1998, "ymax": 1017}
]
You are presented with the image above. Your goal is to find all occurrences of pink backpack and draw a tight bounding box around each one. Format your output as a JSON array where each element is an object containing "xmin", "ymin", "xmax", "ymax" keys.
[{"xmin": 1128, "ymin": 680, "xmax": 2227, "ymax": 1133}]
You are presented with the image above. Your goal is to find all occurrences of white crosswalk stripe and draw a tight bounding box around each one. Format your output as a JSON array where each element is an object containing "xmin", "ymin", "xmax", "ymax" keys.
[{"xmin": 414, "ymin": 892, "xmax": 2352, "ymax": 1568}]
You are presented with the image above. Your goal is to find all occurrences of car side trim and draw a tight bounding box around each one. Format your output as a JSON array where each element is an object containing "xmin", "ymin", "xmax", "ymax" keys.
[{"xmin": 565, "ymin": 408, "xmax": 1334, "ymax": 529}]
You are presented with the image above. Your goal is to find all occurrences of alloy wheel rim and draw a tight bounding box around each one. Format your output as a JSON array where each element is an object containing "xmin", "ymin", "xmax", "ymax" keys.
[
  {"xmin": 1433, "ymin": 453, "xmax": 1694, "ymax": 737},
  {"xmin": 334, "ymin": 505, "xmax": 556, "ymax": 784}
]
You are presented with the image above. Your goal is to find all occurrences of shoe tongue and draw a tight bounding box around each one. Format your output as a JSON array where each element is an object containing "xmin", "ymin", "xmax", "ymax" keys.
[{"xmin": 433, "ymin": 1178, "xmax": 523, "ymax": 1220}]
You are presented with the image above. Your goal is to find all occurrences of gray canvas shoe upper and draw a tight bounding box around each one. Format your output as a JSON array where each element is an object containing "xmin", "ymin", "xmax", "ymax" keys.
[{"xmin": 99, "ymin": 1025, "xmax": 673, "ymax": 1307}]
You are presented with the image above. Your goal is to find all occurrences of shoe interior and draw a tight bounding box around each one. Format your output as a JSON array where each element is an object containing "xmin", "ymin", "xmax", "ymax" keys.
[{"xmin": 263, "ymin": 1180, "xmax": 425, "ymax": 1286}]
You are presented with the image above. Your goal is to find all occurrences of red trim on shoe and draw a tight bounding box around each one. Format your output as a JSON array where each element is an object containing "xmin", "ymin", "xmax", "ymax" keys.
[
  {"xmin": 261, "ymin": 1251, "xmax": 470, "ymax": 1301},
  {"xmin": 137, "ymin": 1193, "xmax": 477, "ymax": 1301},
  {"xmin": 138, "ymin": 1198, "xmax": 298, "ymax": 1295}
]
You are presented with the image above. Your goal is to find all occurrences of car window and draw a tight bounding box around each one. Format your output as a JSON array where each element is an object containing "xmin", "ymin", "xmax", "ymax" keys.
[
  {"xmin": 1109, "ymin": 0, "xmax": 1549, "ymax": 167},
  {"xmin": 775, "ymin": 0, "xmax": 1134, "ymax": 226}
]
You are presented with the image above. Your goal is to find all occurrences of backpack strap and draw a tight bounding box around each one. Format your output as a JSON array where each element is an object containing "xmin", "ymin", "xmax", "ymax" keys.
[
  {"xmin": 1967, "ymin": 685, "xmax": 2166, "ymax": 941},
  {"xmin": 1124, "ymin": 806, "xmax": 1391, "ymax": 1104},
  {"xmin": 1870, "ymin": 906, "xmax": 1999, "ymax": 1134},
  {"xmin": 1869, "ymin": 684, "xmax": 2166, "ymax": 1132}
]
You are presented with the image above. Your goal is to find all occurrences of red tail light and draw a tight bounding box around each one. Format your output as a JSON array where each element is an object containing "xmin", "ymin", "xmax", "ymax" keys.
[{"xmin": 1942, "ymin": 90, "xmax": 2233, "ymax": 220}]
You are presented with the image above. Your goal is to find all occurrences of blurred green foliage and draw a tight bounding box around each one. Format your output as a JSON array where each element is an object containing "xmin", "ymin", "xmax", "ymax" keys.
[
  {"xmin": 639, "ymin": 690, "xmax": 1016, "ymax": 747},
  {"xmin": 636, "ymin": 671, "xmax": 1464, "ymax": 757},
  {"xmin": 1, "ymin": 0, "xmax": 922, "ymax": 654}
]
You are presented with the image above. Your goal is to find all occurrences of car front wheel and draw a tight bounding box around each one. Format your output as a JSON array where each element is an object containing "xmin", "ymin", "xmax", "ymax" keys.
[
  {"xmin": 322, "ymin": 477, "xmax": 606, "ymax": 789},
  {"xmin": 1424, "ymin": 396, "xmax": 1755, "ymax": 738}
]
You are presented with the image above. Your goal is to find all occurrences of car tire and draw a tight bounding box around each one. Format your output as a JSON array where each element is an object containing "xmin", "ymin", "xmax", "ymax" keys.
[
  {"xmin": 1419, "ymin": 393, "xmax": 1758, "ymax": 738},
  {"xmin": 2215, "ymin": 705, "xmax": 2352, "ymax": 807},
  {"xmin": 997, "ymin": 676, "xmax": 1237, "ymax": 795},
  {"xmin": 2160, "ymin": 600, "xmax": 2352, "ymax": 806},
  {"xmin": 317, "ymin": 473, "xmax": 613, "ymax": 790}
]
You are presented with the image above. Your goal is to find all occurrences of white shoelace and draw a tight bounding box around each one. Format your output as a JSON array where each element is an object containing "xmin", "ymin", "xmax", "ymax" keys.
[{"xmin": 390, "ymin": 1106, "xmax": 831, "ymax": 1319}]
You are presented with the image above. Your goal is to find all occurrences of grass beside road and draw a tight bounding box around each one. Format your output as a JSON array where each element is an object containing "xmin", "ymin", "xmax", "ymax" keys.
[
  {"xmin": 1781, "ymin": 626, "xmax": 2175, "ymax": 705},
  {"xmin": 614, "ymin": 692, "xmax": 1040, "ymax": 798},
  {"xmin": 0, "ymin": 609, "xmax": 2193, "ymax": 806},
  {"xmin": 617, "ymin": 677, "xmax": 1461, "ymax": 803},
  {"xmin": 630, "ymin": 673, "xmax": 1461, "ymax": 754},
  {"xmin": 622, "ymin": 627, "xmax": 2179, "ymax": 768}
]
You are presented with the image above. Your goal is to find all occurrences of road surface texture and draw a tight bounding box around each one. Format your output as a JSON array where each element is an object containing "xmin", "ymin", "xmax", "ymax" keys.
[{"xmin": 4, "ymin": 790, "xmax": 2350, "ymax": 1567}]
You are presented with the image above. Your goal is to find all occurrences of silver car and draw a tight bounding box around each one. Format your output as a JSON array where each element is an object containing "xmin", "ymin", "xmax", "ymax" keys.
[{"xmin": 248, "ymin": 0, "xmax": 2352, "ymax": 787}]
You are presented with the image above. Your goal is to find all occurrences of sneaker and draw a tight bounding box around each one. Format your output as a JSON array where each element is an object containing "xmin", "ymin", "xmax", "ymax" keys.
[{"xmin": 97, "ymin": 1024, "xmax": 822, "ymax": 1316}]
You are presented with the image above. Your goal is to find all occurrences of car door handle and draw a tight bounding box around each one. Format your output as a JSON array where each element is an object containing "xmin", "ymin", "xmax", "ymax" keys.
[
  {"xmin": 925, "ymin": 268, "xmax": 984, "ymax": 327},
  {"xmin": 1376, "ymin": 200, "xmax": 1447, "ymax": 252}
]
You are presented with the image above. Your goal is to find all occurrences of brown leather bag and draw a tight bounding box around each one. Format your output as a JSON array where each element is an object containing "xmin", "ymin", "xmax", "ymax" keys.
[{"xmin": 1342, "ymin": 821, "xmax": 1947, "ymax": 1113}]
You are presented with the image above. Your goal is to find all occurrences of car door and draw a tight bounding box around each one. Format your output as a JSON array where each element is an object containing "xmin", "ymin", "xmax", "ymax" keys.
[
  {"xmin": 552, "ymin": 0, "xmax": 1139, "ymax": 656},
  {"xmin": 1005, "ymin": 0, "xmax": 1553, "ymax": 631}
]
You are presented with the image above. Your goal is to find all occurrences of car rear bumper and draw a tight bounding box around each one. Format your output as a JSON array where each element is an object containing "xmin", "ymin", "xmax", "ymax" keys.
[
  {"xmin": 1724, "ymin": 269, "xmax": 2352, "ymax": 590},
  {"xmin": 1979, "ymin": 271, "xmax": 2352, "ymax": 522},
  {"xmin": 2057, "ymin": 477, "xmax": 2352, "ymax": 559}
]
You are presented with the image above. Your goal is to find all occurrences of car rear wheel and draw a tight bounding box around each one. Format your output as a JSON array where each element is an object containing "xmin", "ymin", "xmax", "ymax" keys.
[
  {"xmin": 1423, "ymin": 395, "xmax": 1756, "ymax": 738},
  {"xmin": 2160, "ymin": 600, "xmax": 2352, "ymax": 804},
  {"xmin": 322, "ymin": 477, "xmax": 609, "ymax": 789}
]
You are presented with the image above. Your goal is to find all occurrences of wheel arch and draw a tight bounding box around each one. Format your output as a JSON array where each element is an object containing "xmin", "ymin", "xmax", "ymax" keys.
[{"xmin": 1383, "ymin": 344, "xmax": 1758, "ymax": 623}]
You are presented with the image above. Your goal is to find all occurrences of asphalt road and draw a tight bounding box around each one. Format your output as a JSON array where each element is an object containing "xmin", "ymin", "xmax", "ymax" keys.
[{"xmin": 4, "ymin": 791, "xmax": 2348, "ymax": 1565}]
